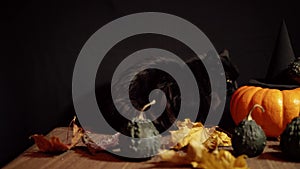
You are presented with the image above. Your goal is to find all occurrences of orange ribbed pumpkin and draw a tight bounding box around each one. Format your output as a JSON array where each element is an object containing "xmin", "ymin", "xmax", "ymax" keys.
[{"xmin": 230, "ymin": 86, "xmax": 300, "ymax": 137}]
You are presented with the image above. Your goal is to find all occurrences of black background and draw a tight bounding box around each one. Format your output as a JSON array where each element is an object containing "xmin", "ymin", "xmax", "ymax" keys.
[{"xmin": 1, "ymin": 0, "xmax": 300, "ymax": 166}]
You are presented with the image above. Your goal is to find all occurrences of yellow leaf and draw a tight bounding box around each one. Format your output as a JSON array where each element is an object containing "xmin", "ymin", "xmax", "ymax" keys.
[{"xmin": 157, "ymin": 118, "xmax": 248, "ymax": 169}]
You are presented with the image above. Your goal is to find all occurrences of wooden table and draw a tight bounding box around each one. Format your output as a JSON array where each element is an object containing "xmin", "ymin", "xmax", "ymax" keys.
[{"xmin": 3, "ymin": 127, "xmax": 300, "ymax": 169}]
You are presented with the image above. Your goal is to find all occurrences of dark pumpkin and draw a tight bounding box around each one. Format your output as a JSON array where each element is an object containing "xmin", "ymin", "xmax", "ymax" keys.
[
  {"xmin": 288, "ymin": 57, "xmax": 300, "ymax": 84},
  {"xmin": 120, "ymin": 100, "xmax": 161, "ymax": 159},
  {"xmin": 280, "ymin": 115, "xmax": 300, "ymax": 161},
  {"xmin": 232, "ymin": 104, "xmax": 267, "ymax": 157}
]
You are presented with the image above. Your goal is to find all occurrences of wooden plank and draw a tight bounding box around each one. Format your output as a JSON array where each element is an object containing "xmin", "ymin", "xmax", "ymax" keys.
[
  {"xmin": 246, "ymin": 141, "xmax": 300, "ymax": 169},
  {"xmin": 3, "ymin": 127, "xmax": 300, "ymax": 169}
]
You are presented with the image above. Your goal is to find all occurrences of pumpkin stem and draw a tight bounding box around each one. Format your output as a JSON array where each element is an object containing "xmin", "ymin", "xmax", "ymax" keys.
[
  {"xmin": 138, "ymin": 100, "xmax": 156, "ymax": 120},
  {"xmin": 247, "ymin": 104, "xmax": 265, "ymax": 121}
]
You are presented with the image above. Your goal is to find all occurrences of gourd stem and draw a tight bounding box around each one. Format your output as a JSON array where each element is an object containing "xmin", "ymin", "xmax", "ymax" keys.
[
  {"xmin": 138, "ymin": 100, "xmax": 156, "ymax": 120},
  {"xmin": 247, "ymin": 104, "xmax": 265, "ymax": 121},
  {"xmin": 141, "ymin": 100, "xmax": 156, "ymax": 112}
]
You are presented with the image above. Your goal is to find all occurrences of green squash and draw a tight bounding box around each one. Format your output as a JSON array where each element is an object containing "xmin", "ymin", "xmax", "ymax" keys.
[
  {"xmin": 121, "ymin": 100, "xmax": 161, "ymax": 159},
  {"xmin": 280, "ymin": 115, "xmax": 300, "ymax": 161},
  {"xmin": 232, "ymin": 104, "xmax": 267, "ymax": 157},
  {"xmin": 288, "ymin": 57, "xmax": 300, "ymax": 84}
]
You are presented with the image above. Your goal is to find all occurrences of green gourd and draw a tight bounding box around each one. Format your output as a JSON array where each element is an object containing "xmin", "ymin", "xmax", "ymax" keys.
[
  {"xmin": 121, "ymin": 100, "xmax": 161, "ymax": 158},
  {"xmin": 288, "ymin": 57, "xmax": 300, "ymax": 84},
  {"xmin": 232, "ymin": 104, "xmax": 267, "ymax": 157},
  {"xmin": 280, "ymin": 115, "xmax": 300, "ymax": 161}
]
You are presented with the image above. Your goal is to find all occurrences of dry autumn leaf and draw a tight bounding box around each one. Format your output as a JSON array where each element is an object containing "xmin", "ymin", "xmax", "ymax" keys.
[
  {"xmin": 82, "ymin": 132, "xmax": 120, "ymax": 154},
  {"xmin": 170, "ymin": 119, "xmax": 231, "ymax": 150},
  {"xmin": 159, "ymin": 139, "xmax": 249, "ymax": 169},
  {"xmin": 157, "ymin": 118, "xmax": 248, "ymax": 169},
  {"xmin": 203, "ymin": 130, "xmax": 232, "ymax": 150},
  {"xmin": 30, "ymin": 116, "xmax": 84, "ymax": 153},
  {"xmin": 170, "ymin": 119, "xmax": 209, "ymax": 150},
  {"xmin": 191, "ymin": 150, "xmax": 248, "ymax": 169},
  {"xmin": 30, "ymin": 135, "xmax": 69, "ymax": 153}
]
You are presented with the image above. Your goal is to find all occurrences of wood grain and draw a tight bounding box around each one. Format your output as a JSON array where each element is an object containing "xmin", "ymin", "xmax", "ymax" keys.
[{"xmin": 3, "ymin": 127, "xmax": 300, "ymax": 169}]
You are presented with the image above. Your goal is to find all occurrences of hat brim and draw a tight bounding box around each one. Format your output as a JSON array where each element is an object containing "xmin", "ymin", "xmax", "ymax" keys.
[{"xmin": 248, "ymin": 79, "xmax": 300, "ymax": 90}]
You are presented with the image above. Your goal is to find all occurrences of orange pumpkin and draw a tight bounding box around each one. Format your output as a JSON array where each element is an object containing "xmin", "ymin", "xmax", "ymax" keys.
[{"xmin": 230, "ymin": 85, "xmax": 300, "ymax": 137}]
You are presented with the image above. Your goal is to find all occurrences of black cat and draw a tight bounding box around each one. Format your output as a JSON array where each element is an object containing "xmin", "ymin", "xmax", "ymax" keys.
[{"xmin": 96, "ymin": 49, "xmax": 239, "ymax": 135}]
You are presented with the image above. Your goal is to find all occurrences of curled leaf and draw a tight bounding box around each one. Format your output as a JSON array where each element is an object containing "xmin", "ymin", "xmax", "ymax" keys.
[
  {"xmin": 157, "ymin": 118, "xmax": 248, "ymax": 169},
  {"xmin": 82, "ymin": 132, "xmax": 120, "ymax": 154},
  {"xmin": 203, "ymin": 130, "xmax": 232, "ymax": 150},
  {"xmin": 30, "ymin": 116, "xmax": 84, "ymax": 153},
  {"xmin": 159, "ymin": 139, "xmax": 248, "ymax": 169},
  {"xmin": 170, "ymin": 119, "xmax": 231, "ymax": 150},
  {"xmin": 159, "ymin": 149, "xmax": 190, "ymax": 164},
  {"xmin": 69, "ymin": 121, "xmax": 84, "ymax": 147},
  {"xmin": 30, "ymin": 135, "xmax": 69, "ymax": 153},
  {"xmin": 192, "ymin": 150, "xmax": 248, "ymax": 169},
  {"xmin": 170, "ymin": 119, "xmax": 209, "ymax": 150}
]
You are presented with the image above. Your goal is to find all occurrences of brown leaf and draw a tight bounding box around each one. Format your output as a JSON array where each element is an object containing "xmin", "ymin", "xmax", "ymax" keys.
[
  {"xmin": 30, "ymin": 116, "xmax": 84, "ymax": 153},
  {"xmin": 30, "ymin": 135, "xmax": 69, "ymax": 153},
  {"xmin": 82, "ymin": 132, "xmax": 120, "ymax": 154}
]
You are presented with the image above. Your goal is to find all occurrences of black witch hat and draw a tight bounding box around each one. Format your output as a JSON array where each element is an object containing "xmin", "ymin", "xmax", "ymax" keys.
[
  {"xmin": 249, "ymin": 20, "xmax": 299, "ymax": 88},
  {"xmin": 266, "ymin": 20, "xmax": 295, "ymax": 83}
]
